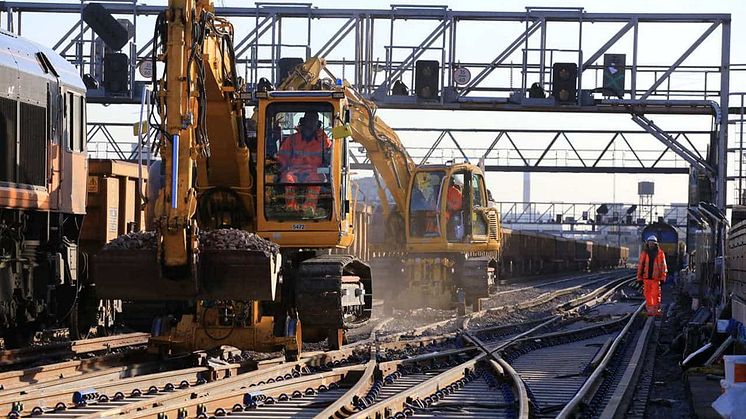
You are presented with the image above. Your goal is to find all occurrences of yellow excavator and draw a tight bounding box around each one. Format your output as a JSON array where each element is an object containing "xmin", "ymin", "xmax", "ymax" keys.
[
  {"xmin": 278, "ymin": 59, "xmax": 502, "ymax": 312},
  {"xmin": 93, "ymin": 0, "xmax": 371, "ymax": 357}
]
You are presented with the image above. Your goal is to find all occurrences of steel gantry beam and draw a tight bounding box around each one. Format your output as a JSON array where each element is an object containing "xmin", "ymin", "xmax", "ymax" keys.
[
  {"xmin": 0, "ymin": 1, "xmax": 734, "ymax": 208},
  {"xmin": 347, "ymin": 127, "xmax": 711, "ymax": 175},
  {"xmin": 495, "ymin": 201, "xmax": 688, "ymax": 227}
]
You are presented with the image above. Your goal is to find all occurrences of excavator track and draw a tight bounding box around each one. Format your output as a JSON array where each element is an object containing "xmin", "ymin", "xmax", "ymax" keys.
[{"xmin": 295, "ymin": 254, "xmax": 372, "ymax": 349}]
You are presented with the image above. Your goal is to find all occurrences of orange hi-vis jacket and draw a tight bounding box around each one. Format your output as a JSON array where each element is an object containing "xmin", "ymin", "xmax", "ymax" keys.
[
  {"xmin": 446, "ymin": 185, "xmax": 462, "ymax": 218},
  {"xmin": 637, "ymin": 249, "xmax": 668, "ymax": 282},
  {"xmin": 277, "ymin": 129, "xmax": 331, "ymax": 173}
]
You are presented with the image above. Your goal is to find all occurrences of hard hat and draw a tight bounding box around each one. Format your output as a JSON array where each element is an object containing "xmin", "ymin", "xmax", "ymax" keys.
[{"xmin": 646, "ymin": 235, "xmax": 658, "ymax": 242}]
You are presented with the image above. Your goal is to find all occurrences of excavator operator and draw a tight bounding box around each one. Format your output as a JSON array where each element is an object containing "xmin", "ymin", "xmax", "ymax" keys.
[{"xmin": 277, "ymin": 111, "xmax": 332, "ymax": 216}]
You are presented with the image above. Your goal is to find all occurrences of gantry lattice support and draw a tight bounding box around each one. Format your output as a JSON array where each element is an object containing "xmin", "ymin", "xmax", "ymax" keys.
[{"xmin": 0, "ymin": 1, "xmax": 735, "ymax": 208}]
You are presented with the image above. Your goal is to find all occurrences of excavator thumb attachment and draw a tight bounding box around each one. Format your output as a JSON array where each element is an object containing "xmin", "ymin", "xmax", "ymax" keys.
[{"xmin": 93, "ymin": 249, "xmax": 280, "ymax": 301}]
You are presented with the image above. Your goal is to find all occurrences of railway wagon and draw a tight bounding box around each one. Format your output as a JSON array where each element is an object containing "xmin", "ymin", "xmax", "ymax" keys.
[
  {"xmin": 552, "ymin": 235, "xmax": 575, "ymax": 272},
  {"xmin": 575, "ymin": 240, "xmax": 593, "ymax": 270},
  {"xmin": 501, "ymin": 229, "xmax": 627, "ymax": 280},
  {"xmin": 501, "ymin": 229, "xmax": 549, "ymax": 276},
  {"xmin": 590, "ymin": 243, "xmax": 628, "ymax": 270}
]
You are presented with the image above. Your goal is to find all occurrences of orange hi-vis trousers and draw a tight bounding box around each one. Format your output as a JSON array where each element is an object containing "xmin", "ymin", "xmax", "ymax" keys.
[
  {"xmin": 281, "ymin": 170, "xmax": 324, "ymax": 211},
  {"xmin": 643, "ymin": 279, "xmax": 662, "ymax": 316}
]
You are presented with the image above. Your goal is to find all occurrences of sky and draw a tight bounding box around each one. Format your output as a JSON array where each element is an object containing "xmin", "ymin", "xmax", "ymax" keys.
[{"xmin": 7, "ymin": 0, "xmax": 746, "ymax": 208}]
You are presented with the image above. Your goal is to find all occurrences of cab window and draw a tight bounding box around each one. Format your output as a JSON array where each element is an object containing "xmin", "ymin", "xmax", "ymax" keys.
[
  {"xmin": 446, "ymin": 173, "xmax": 466, "ymax": 242},
  {"xmin": 263, "ymin": 102, "xmax": 333, "ymax": 222},
  {"xmin": 471, "ymin": 173, "xmax": 488, "ymax": 236},
  {"xmin": 67, "ymin": 92, "xmax": 85, "ymax": 152},
  {"xmin": 409, "ymin": 171, "xmax": 445, "ymax": 238}
]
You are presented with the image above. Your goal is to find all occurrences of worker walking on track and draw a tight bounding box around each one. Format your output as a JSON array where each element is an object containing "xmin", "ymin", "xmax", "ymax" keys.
[
  {"xmin": 636, "ymin": 235, "xmax": 668, "ymax": 316},
  {"xmin": 278, "ymin": 111, "xmax": 332, "ymax": 216}
]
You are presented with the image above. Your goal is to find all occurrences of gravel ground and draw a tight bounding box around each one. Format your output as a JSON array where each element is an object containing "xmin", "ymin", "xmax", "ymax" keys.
[
  {"xmin": 239, "ymin": 273, "xmax": 627, "ymax": 363},
  {"xmin": 368, "ymin": 277, "xmax": 622, "ymax": 339}
]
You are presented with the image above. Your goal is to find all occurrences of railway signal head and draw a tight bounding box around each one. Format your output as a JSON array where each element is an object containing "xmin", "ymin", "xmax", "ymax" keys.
[{"xmin": 552, "ymin": 62, "xmax": 578, "ymax": 104}]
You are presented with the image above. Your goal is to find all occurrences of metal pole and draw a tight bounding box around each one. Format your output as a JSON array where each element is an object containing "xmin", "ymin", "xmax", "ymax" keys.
[
  {"xmin": 738, "ymin": 93, "xmax": 746, "ymax": 205},
  {"xmin": 631, "ymin": 18, "xmax": 638, "ymax": 99},
  {"xmin": 717, "ymin": 19, "xmax": 730, "ymax": 210},
  {"xmin": 539, "ymin": 17, "xmax": 546, "ymax": 86}
]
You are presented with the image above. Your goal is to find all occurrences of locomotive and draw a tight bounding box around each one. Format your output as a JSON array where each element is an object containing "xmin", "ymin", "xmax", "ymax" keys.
[{"xmin": 0, "ymin": 30, "xmax": 92, "ymax": 345}]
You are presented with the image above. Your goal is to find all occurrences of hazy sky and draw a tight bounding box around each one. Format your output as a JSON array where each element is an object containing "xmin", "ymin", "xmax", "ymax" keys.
[{"xmin": 9, "ymin": 0, "xmax": 745, "ymax": 207}]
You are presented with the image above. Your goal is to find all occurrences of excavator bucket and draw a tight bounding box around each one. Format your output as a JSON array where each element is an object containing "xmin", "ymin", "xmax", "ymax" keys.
[{"xmin": 93, "ymin": 249, "xmax": 280, "ymax": 301}]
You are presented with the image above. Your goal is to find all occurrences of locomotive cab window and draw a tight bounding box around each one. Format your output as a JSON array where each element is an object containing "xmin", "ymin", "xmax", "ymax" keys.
[{"xmin": 263, "ymin": 102, "xmax": 334, "ymax": 222}]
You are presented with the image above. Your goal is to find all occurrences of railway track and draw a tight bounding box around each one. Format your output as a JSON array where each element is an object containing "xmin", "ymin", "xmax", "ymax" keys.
[
  {"xmin": 2, "ymin": 270, "xmax": 651, "ymax": 419},
  {"xmin": 0, "ymin": 333, "xmax": 150, "ymax": 369}
]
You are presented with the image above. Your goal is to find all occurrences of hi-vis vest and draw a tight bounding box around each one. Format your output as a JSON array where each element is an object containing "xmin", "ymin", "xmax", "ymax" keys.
[
  {"xmin": 637, "ymin": 249, "xmax": 668, "ymax": 282},
  {"xmin": 278, "ymin": 129, "xmax": 331, "ymax": 172}
]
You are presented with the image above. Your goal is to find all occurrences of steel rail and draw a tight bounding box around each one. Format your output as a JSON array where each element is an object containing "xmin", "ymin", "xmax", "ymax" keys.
[
  {"xmin": 598, "ymin": 316, "xmax": 655, "ymax": 418},
  {"xmin": 0, "ymin": 366, "xmax": 212, "ymax": 416},
  {"xmin": 556, "ymin": 303, "xmax": 646, "ymax": 418},
  {"xmin": 467, "ymin": 270, "xmax": 629, "ymax": 331},
  {"xmin": 0, "ymin": 333, "xmax": 150, "ymax": 368},
  {"xmin": 347, "ymin": 276, "xmax": 635, "ymax": 418},
  {"xmin": 119, "ymin": 365, "xmax": 365, "ymax": 419}
]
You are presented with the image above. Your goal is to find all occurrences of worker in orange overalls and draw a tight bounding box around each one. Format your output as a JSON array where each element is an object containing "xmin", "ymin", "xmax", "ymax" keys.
[
  {"xmin": 446, "ymin": 177, "xmax": 463, "ymax": 240},
  {"xmin": 636, "ymin": 235, "xmax": 668, "ymax": 316},
  {"xmin": 278, "ymin": 111, "xmax": 332, "ymax": 215}
]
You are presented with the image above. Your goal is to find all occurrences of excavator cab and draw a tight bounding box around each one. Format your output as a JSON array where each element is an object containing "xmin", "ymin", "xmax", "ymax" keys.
[
  {"xmin": 255, "ymin": 91, "xmax": 356, "ymax": 249},
  {"xmin": 406, "ymin": 163, "xmax": 499, "ymax": 251}
]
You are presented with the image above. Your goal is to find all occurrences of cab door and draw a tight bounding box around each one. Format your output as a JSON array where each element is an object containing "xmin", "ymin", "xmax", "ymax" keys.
[
  {"xmin": 60, "ymin": 90, "xmax": 87, "ymax": 214},
  {"xmin": 469, "ymin": 171, "xmax": 489, "ymax": 241}
]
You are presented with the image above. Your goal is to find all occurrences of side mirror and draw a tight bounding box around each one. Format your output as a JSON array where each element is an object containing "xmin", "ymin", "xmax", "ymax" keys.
[
  {"xmin": 332, "ymin": 124, "xmax": 352, "ymax": 139},
  {"xmin": 344, "ymin": 108, "xmax": 351, "ymax": 124}
]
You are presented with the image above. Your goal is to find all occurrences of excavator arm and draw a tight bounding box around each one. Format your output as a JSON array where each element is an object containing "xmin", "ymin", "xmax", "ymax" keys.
[{"xmin": 153, "ymin": 0, "xmax": 252, "ymax": 273}]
